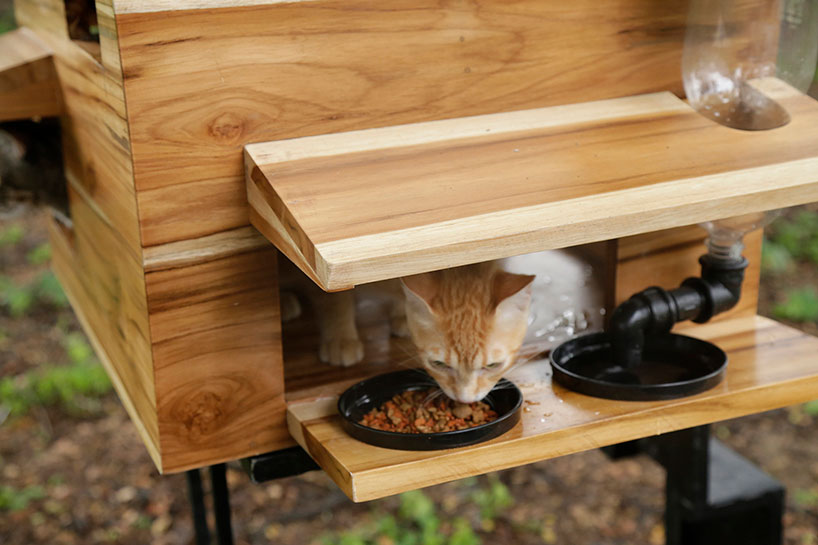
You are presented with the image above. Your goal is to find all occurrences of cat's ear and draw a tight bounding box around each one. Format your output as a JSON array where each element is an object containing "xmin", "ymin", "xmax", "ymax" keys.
[
  {"xmin": 401, "ymin": 272, "xmax": 440, "ymax": 310},
  {"xmin": 492, "ymin": 272, "xmax": 535, "ymax": 312},
  {"xmin": 401, "ymin": 272, "xmax": 440, "ymax": 334}
]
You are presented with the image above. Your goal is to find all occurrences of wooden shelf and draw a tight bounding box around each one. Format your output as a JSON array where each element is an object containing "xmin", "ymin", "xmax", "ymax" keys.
[
  {"xmin": 246, "ymin": 78, "xmax": 818, "ymax": 291},
  {"xmin": 286, "ymin": 316, "xmax": 818, "ymax": 502},
  {"xmin": 0, "ymin": 28, "xmax": 62, "ymax": 122}
]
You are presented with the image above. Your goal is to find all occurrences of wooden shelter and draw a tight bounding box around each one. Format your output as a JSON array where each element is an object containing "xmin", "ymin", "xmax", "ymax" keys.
[{"xmin": 3, "ymin": 0, "xmax": 818, "ymax": 506}]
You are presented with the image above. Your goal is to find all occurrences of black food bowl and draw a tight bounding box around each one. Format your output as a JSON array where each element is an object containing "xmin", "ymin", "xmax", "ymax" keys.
[
  {"xmin": 338, "ymin": 369, "xmax": 523, "ymax": 450},
  {"xmin": 550, "ymin": 332, "xmax": 727, "ymax": 401}
]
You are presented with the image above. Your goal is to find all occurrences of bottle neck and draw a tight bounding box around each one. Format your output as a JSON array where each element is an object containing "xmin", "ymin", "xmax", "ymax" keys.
[{"xmin": 705, "ymin": 237, "xmax": 745, "ymax": 261}]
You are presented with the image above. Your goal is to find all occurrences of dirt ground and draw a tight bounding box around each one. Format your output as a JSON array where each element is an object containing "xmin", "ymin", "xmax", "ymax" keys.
[{"xmin": 1, "ymin": 207, "xmax": 817, "ymax": 545}]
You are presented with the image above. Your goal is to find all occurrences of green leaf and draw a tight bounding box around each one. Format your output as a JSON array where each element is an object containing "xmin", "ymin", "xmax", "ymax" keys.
[
  {"xmin": 803, "ymin": 400, "xmax": 818, "ymax": 416},
  {"xmin": 761, "ymin": 239, "xmax": 793, "ymax": 274},
  {"xmin": 471, "ymin": 476, "xmax": 513, "ymax": 522},
  {"xmin": 63, "ymin": 332, "xmax": 94, "ymax": 365},
  {"xmin": 773, "ymin": 287, "xmax": 818, "ymax": 323},
  {"xmin": 768, "ymin": 211, "xmax": 818, "ymax": 264},
  {"xmin": 26, "ymin": 243, "xmax": 52, "ymax": 266},
  {"xmin": 0, "ymin": 224, "xmax": 24, "ymax": 247},
  {"xmin": 448, "ymin": 518, "xmax": 480, "ymax": 545},
  {"xmin": 399, "ymin": 490, "xmax": 437, "ymax": 525},
  {"xmin": 793, "ymin": 488, "xmax": 818, "ymax": 508},
  {"xmin": 337, "ymin": 533, "xmax": 368, "ymax": 545},
  {"xmin": 35, "ymin": 271, "xmax": 68, "ymax": 308},
  {"xmin": 376, "ymin": 514, "xmax": 400, "ymax": 539},
  {"xmin": 0, "ymin": 485, "xmax": 45, "ymax": 511},
  {"xmin": 0, "ymin": 336, "xmax": 110, "ymax": 418},
  {"xmin": 0, "ymin": 276, "xmax": 36, "ymax": 317}
]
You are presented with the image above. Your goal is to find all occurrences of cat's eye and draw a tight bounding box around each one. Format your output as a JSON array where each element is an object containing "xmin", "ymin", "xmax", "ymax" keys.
[
  {"xmin": 430, "ymin": 360, "xmax": 450, "ymax": 369},
  {"xmin": 486, "ymin": 362, "xmax": 502, "ymax": 369}
]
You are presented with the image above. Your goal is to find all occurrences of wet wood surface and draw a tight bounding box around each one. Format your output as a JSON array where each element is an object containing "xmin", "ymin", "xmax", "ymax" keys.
[{"xmin": 287, "ymin": 316, "xmax": 818, "ymax": 502}]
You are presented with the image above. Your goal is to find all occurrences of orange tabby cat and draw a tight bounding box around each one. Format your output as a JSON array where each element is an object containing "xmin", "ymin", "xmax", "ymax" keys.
[
  {"xmin": 401, "ymin": 263, "xmax": 534, "ymax": 403},
  {"xmin": 283, "ymin": 260, "xmax": 534, "ymax": 403}
]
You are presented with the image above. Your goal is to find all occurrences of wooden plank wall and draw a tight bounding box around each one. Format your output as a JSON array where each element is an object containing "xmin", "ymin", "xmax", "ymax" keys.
[
  {"xmin": 14, "ymin": 0, "xmax": 161, "ymax": 464},
  {"xmin": 0, "ymin": 28, "xmax": 62, "ymax": 121},
  {"xmin": 15, "ymin": 0, "xmax": 290, "ymax": 472},
  {"xmin": 145, "ymin": 248, "xmax": 289, "ymax": 472},
  {"xmin": 116, "ymin": 0, "xmax": 695, "ymax": 246}
]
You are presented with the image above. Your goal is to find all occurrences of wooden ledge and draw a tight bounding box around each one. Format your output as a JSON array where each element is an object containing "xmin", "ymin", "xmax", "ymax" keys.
[
  {"xmin": 246, "ymin": 79, "xmax": 818, "ymax": 291},
  {"xmin": 286, "ymin": 316, "xmax": 818, "ymax": 502},
  {"xmin": 0, "ymin": 28, "xmax": 62, "ymax": 122}
]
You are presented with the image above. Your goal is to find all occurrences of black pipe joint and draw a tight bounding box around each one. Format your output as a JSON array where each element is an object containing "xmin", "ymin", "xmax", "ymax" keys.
[
  {"xmin": 609, "ymin": 254, "xmax": 749, "ymax": 367},
  {"xmin": 683, "ymin": 255, "xmax": 749, "ymax": 323}
]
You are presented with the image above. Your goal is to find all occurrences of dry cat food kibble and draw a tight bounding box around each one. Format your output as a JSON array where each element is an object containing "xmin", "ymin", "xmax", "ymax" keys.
[{"xmin": 359, "ymin": 389, "xmax": 499, "ymax": 433}]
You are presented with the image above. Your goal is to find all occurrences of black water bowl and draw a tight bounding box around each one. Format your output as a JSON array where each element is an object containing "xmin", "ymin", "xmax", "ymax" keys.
[
  {"xmin": 338, "ymin": 369, "xmax": 522, "ymax": 451},
  {"xmin": 550, "ymin": 332, "xmax": 727, "ymax": 401}
]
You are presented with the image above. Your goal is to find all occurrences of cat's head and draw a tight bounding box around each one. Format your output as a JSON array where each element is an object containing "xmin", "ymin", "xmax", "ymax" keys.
[{"xmin": 401, "ymin": 265, "xmax": 535, "ymax": 403}]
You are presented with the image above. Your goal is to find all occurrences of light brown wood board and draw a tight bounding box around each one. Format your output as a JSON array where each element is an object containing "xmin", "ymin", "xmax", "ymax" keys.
[
  {"xmin": 14, "ymin": 4, "xmax": 295, "ymax": 471},
  {"xmin": 145, "ymin": 248, "xmax": 291, "ymax": 473},
  {"xmin": 13, "ymin": 0, "xmax": 69, "ymax": 40},
  {"xmin": 0, "ymin": 28, "xmax": 62, "ymax": 121},
  {"xmin": 615, "ymin": 226, "xmax": 763, "ymax": 323},
  {"xmin": 15, "ymin": 2, "xmax": 173, "ymax": 468},
  {"xmin": 246, "ymin": 81, "xmax": 818, "ymax": 291},
  {"xmin": 49, "ymin": 189, "xmax": 159, "ymax": 467},
  {"xmin": 287, "ymin": 315, "xmax": 818, "ymax": 502},
  {"xmin": 115, "ymin": 0, "xmax": 703, "ymax": 247}
]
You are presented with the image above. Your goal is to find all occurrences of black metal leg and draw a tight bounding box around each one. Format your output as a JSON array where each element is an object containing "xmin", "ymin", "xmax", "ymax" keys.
[
  {"xmin": 639, "ymin": 425, "xmax": 784, "ymax": 545},
  {"xmin": 185, "ymin": 464, "xmax": 235, "ymax": 545},
  {"xmin": 210, "ymin": 463, "xmax": 234, "ymax": 545},
  {"xmin": 186, "ymin": 469, "xmax": 212, "ymax": 545}
]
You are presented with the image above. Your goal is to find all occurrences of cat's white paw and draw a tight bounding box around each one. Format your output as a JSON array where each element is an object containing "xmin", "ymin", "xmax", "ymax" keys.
[
  {"xmin": 319, "ymin": 337, "xmax": 364, "ymax": 366},
  {"xmin": 280, "ymin": 291, "xmax": 302, "ymax": 322},
  {"xmin": 390, "ymin": 315, "xmax": 411, "ymax": 338}
]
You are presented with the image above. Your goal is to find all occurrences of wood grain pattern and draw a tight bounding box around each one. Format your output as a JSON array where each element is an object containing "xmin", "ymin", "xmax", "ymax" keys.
[
  {"xmin": 115, "ymin": 0, "xmax": 313, "ymax": 14},
  {"xmin": 56, "ymin": 46, "xmax": 140, "ymax": 255},
  {"xmin": 615, "ymin": 226, "xmax": 763, "ymax": 323},
  {"xmin": 145, "ymin": 248, "xmax": 290, "ymax": 473},
  {"xmin": 116, "ymin": 0, "xmax": 697, "ymax": 246},
  {"xmin": 13, "ymin": 0, "xmax": 69, "ymax": 40},
  {"xmin": 95, "ymin": 0, "xmax": 124, "ymax": 78},
  {"xmin": 15, "ymin": 4, "xmax": 296, "ymax": 471},
  {"xmin": 142, "ymin": 226, "xmax": 269, "ymax": 273},
  {"xmin": 14, "ymin": 6, "xmax": 173, "ymax": 468},
  {"xmin": 287, "ymin": 316, "xmax": 818, "ymax": 502},
  {"xmin": 247, "ymin": 82, "xmax": 818, "ymax": 290},
  {"xmin": 49, "ymin": 188, "xmax": 158, "ymax": 467},
  {"xmin": 0, "ymin": 28, "xmax": 62, "ymax": 121}
]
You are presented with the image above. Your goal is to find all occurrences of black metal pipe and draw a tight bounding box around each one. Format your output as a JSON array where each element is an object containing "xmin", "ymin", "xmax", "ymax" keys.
[
  {"xmin": 610, "ymin": 254, "xmax": 749, "ymax": 367},
  {"xmin": 210, "ymin": 464, "xmax": 234, "ymax": 545},
  {"xmin": 185, "ymin": 469, "xmax": 211, "ymax": 545}
]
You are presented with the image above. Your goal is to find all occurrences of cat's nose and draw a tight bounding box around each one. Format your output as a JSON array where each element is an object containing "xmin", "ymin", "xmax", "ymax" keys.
[{"xmin": 453, "ymin": 390, "xmax": 484, "ymax": 403}]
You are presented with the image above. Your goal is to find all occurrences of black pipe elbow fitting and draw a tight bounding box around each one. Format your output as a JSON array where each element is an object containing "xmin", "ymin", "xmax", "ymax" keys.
[
  {"xmin": 609, "ymin": 254, "xmax": 749, "ymax": 367},
  {"xmin": 685, "ymin": 254, "xmax": 749, "ymax": 323}
]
